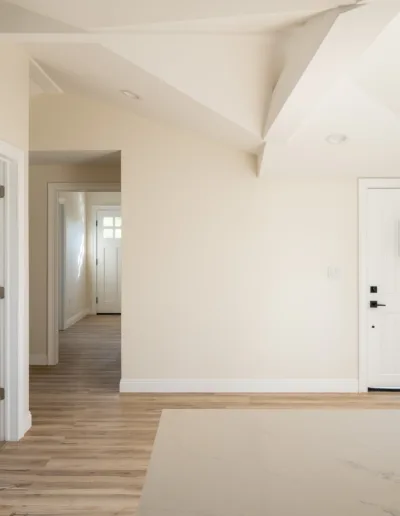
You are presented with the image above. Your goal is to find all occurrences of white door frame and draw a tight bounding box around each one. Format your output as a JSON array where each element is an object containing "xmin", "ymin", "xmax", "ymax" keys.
[
  {"xmin": 47, "ymin": 183, "xmax": 120, "ymax": 365},
  {"xmin": 58, "ymin": 199, "xmax": 66, "ymax": 331},
  {"xmin": 358, "ymin": 178, "xmax": 400, "ymax": 392},
  {"xmin": 90, "ymin": 205, "xmax": 121, "ymax": 315},
  {"xmin": 0, "ymin": 140, "xmax": 29, "ymax": 441}
]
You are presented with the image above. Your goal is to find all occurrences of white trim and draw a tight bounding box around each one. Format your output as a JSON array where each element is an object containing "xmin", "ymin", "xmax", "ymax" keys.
[
  {"xmin": 24, "ymin": 411, "xmax": 32, "ymax": 435},
  {"xmin": 29, "ymin": 354, "xmax": 48, "ymax": 366},
  {"xmin": 47, "ymin": 183, "xmax": 120, "ymax": 365},
  {"xmin": 90, "ymin": 205, "xmax": 120, "ymax": 314},
  {"xmin": 29, "ymin": 353, "xmax": 48, "ymax": 365},
  {"xmin": 358, "ymin": 178, "xmax": 400, "ymax": 393},
  {"xmin": 120, "ymin": 378, "xmax": 359, "ymax": 393},
  {"xmin": 0, "ymin": 140, "xmax": 28, "ymax": 441},
  {"xmin": 58, "ymin": 202, "xmax": 67, "ymax": 331},
  {"xmin": 64, "ymin": 307, "xmax": 90, "ymax": 330}
]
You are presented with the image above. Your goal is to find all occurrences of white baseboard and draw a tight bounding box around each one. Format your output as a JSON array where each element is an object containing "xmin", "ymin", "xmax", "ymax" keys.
[
  {"xmin": 64, "ymin": 307, "xmax": 90, "ymax": 329},
  {"xmin": 24, "ymin": 411, "xmax": 32, "ymax": 436},
  {"xmin": 119, "ymin": 378, "xmax": 359, "ymax": 394},
  {"xmin": 29, "ymin": 354, "xmax": 48, "ymax": 365}
]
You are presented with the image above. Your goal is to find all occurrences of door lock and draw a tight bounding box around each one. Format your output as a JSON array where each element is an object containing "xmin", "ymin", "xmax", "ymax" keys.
[{"xmin": 370, "ymin": 300, "xmax": 386, "ymax": 308}]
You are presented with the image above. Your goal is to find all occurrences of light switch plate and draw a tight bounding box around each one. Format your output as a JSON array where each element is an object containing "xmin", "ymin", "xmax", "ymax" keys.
[{"xmin": 327, "ymin": 266, "xmax": 340, "ymax": 280}]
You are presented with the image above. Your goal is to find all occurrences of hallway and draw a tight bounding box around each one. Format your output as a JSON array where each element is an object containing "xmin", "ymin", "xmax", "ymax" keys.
[
  {"xmin": 0, "ymin": 317, "xmax": 399, "ymax": 515},
  {"xmin": 31, "ymin": 315, "xmax": 121, "ymax": 395}
]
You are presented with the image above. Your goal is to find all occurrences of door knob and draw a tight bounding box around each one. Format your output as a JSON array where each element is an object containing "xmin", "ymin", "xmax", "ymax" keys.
[{"xmin": 370, "ymin": 301, "xmax": 386, "ymax": 308}]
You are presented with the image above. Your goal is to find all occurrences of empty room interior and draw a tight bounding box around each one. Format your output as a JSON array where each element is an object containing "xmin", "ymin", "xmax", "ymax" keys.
[{"xmin": 0, "ymin": 0, "xmax": 400, "ymax": 515}]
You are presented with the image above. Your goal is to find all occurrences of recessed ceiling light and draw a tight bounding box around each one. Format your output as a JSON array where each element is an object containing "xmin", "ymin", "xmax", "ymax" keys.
[
  {"xmin": 120, "ymin": 89, "xmax": 141, "ymax": 100},
  {"xmin": 326, "ymin": 133, "xmax": 348, "ymax": 145}
]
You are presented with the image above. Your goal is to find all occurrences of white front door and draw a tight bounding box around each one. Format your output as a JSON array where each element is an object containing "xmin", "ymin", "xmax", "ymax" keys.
[
  {"xmin": 96, "ymin": 209, "xmax": 122, "ymax": 314},
  {"xmin": 366, "ymin": 188, "xmax": 400, "ymax": 389},
  {"xmin": 0, "ymin": 161, "xmax": 5, "ymax": 443}
]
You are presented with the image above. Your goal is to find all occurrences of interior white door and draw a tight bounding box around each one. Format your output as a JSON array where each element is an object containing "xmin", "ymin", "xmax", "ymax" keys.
[
  {"xmin": 366, "ymin": 188, "xmax": 400, "ymax": 389},
  {"xmin": 0, "ymin": 160, "xmax": 6, "ymax": 444},
  {"xmin": 96, "ymin": 209, "xmax": 121, "ymax": 314}
]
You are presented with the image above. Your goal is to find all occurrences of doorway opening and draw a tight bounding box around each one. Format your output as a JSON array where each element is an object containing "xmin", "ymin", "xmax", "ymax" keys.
[
  {"xmin": 49, "ymin": 185, "xmax": 121, "ymax": 372},
  {"xmin": 54, "ymin": 189, "xmax": 122, "ymax": 393},
  {"xmin": 28, "ymin": 151, "xmax": 122, "ymax": 400}
]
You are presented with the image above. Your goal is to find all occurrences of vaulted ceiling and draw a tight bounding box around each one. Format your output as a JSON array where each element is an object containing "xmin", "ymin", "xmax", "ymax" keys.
[{"xmin": 1, "ymin": 0, "xmax": 400, "ymax": 175}]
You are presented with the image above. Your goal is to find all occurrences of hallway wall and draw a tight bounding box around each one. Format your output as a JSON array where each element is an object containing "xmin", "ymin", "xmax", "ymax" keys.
[
  {"xmin": 62, "ymin": 191, "xmax": 88, "ymax": 328},
  {"xmin": 29, "ymin": 163, "xmax": 121, "ymax": 363}
]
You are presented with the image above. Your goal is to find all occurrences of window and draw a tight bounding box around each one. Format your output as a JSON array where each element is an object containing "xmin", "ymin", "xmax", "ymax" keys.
[
  {"xmin": 103, "ymin": 217, "xmax": 114, "ymax": 227},
  {"xmin": 103, "ymin": 228, "xmax": 114, "ymax": 239},
  {"xmin": 99, "ymin": 214, "xmax": 122, "ymax": 239}
]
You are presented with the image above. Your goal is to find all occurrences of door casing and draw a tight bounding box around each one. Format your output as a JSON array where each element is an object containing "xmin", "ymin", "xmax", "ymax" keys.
[
  {"xmin": 0, "ymin": 140, "xmax": 28, "ymax": 441},
  {"xmin": 47, "ymin": 183, "xmax": 120, "ymax": 365},
  {"xmin": 0, "ymin": 159, "xmax": 5, "ymax": 443},
  {"xmin": 58, "ymin": 200, "xmax": 66, "ymax": 331}
]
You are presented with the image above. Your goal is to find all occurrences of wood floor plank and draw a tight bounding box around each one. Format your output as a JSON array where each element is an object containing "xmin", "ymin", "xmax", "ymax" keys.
[{"xmin": 0, "ymin": 315, "xmax": 399, "ymax": 515}]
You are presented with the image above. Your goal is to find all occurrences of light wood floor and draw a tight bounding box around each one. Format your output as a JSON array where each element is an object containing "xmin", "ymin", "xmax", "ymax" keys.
[{"xmin": 0, "ymin": 315, "xmax": 400, "ymax": 516}]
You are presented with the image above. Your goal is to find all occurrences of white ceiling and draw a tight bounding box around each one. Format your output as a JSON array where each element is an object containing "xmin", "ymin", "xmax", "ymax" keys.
[
  {"xmin": 3, "ymin": 0, "xmax": 358, "ymax": 31},
  {"xmin": 2, "ymin": 0, "xmax": 400, "ymax": 171}
]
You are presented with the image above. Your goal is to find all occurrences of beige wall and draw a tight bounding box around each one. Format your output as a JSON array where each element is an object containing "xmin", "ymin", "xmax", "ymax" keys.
[
  {"xmin": 86, "ymin": 192, "xmax": 121, "ymax": 207},
  {"xmin": 30, "ymin": 92, "xmax": 388, "ymax": 387},
  {"xmin": 0, "ymin": 44, "xmax": 29, "ymax": 149},
  {"xmin": 62, "ymin": 191, "xmax": 88, "ymax": 326},
  {"xmin": 29, "ymin": 164, "xmax": 120, "ymax": 359}
]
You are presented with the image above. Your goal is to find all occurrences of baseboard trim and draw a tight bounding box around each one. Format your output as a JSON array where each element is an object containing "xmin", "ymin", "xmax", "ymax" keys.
[
  {"xmin": 29, "ymin": 354, "xmax": 48, "ymax": 366},
  {"xmin": 120, "ymin": 378, "xmax": 359, "ymax": 394},
  {"xmin": 64, "ymin": 308, "xmax": 90, "ymax": 330},
  {"xmin": 24, "ymin": 411, "xmax": 32, "ymax": 436}
]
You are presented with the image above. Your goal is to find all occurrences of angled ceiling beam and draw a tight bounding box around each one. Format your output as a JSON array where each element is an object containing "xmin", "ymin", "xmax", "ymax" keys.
[
  {"xmin": 263, "ymin": 8, "xmax": 344, "ymax": 138},
  {"xmin": 258, "ymin": 0, "xmax": 400, "ymax": 176},
  {"xmin": 0, "ymin": 32, "xmax": 101, "ymax": 42},
  {"xmin": 256, "ymin": 143, "xmax": 266, "ymax": 177},
  {"xmin": 29, "ymin": 58, "xmax": 63, "ymax": 94},
  {"xmin": 5, "ymin": 0, "xmax": 362, "ymax": 31},
  {"xmin": 0, "ymin": 1, "xmax": 81, "ymax": 33}
]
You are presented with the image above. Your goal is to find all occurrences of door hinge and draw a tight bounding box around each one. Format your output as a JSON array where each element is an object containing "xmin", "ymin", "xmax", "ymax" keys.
[
  {"xmin": 0, "ymin": 386, "xmax": 4, "ymax": 401},
  {"xmin": 96, "ymin": 258, "xmax": 98, "ymax": 266},
  {"xmin": 96, "ymin": 220, "xmax": 98, "ymax": 227},
  {"xmin": 0, "ymin": 185, "xmax": 4, "ymax": 199},
  {"xmin": 0, "ymin": 286, "xmax": 4, "ymax": 299},
  {"xmin": 96, "ymin": 297, "xmax": 98, "ymax": 304}
]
